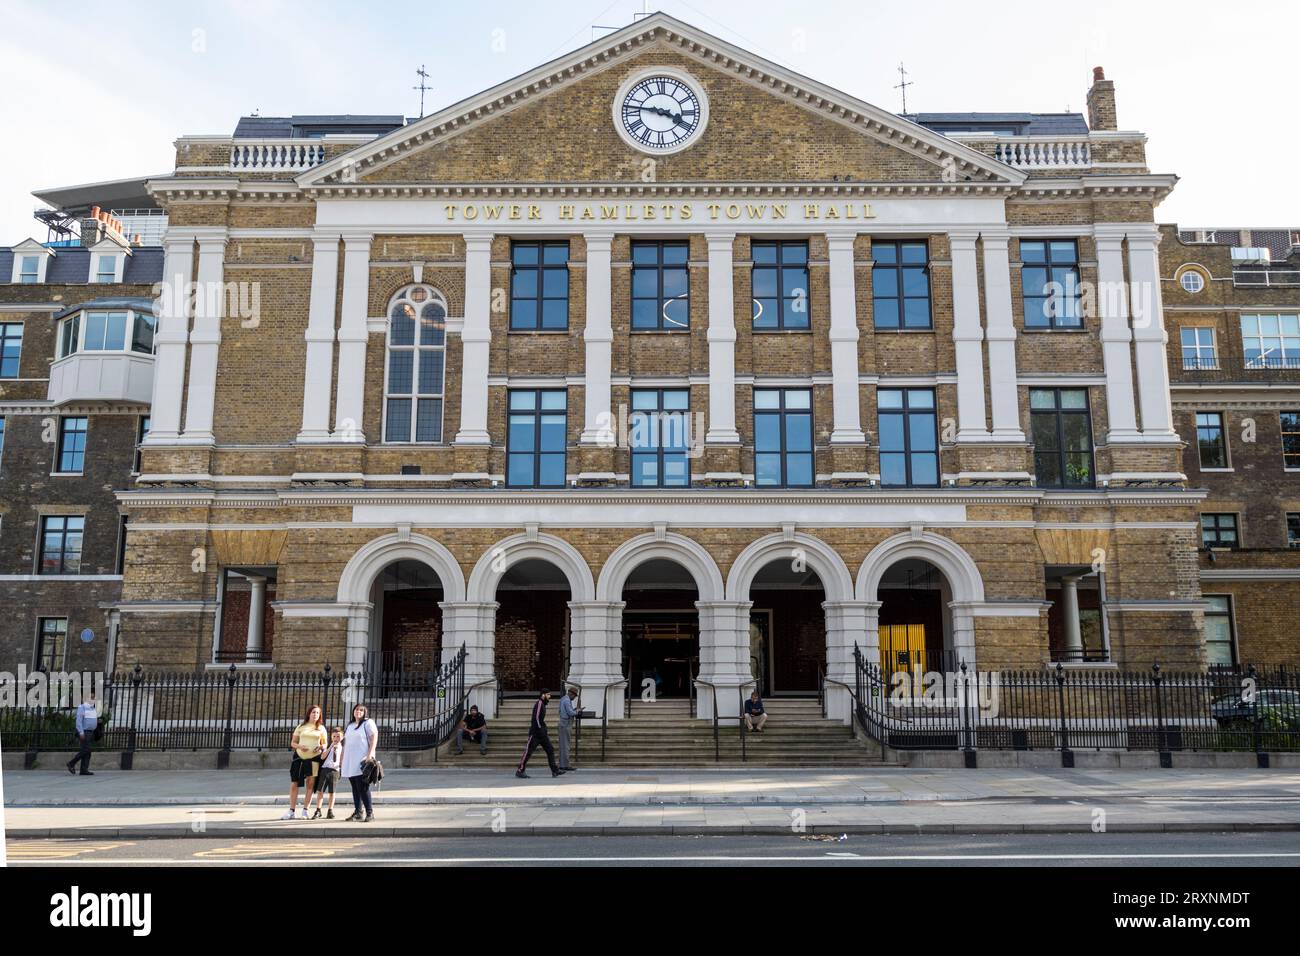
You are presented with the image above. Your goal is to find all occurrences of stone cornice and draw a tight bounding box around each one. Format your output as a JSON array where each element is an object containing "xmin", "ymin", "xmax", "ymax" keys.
[{"xmin": 302, "ymin": 180, "xmax": 1019, "ymax": 201}]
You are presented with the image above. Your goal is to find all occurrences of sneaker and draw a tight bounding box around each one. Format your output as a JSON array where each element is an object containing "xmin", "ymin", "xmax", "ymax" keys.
[
  {"xmin": 281, "ymin": 810, "xmax": 296, "ymax": 820},
  {"xmin": 326, "ymin": 809, "xmax": 335, "ymax": 820},
  {"xmin": 67, "ymin": 763, "xmax": 76, "ymax": 776},
  {"xmin": 299, "ymin": 808, "xmax": 309, "ymax": 819},
  {"xmin": 345, "ymin": 812, "xmax": 361, "ymax": 821},
  {"xmin": 362, "ymin": 813, "xmax": 373, "ymax": 823},
  {"xmin": 552, "ymin": 768, "xmax": 567, "ymax": 777},
  {"xmin": 79, "ymin": 771, "xmax": 94, "ymax": 776},
  {"xmin": 515, "ymin": 771, "xmax": 529, "ymax": 778},
  {"xmin": 311, "ymin": 808, "xmax": 321, "ymax": 820}
]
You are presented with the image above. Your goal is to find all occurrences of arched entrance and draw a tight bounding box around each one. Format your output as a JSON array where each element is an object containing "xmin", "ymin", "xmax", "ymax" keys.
[
  {"xmin": 875, "ymin": 558, "xmax": 953, "ymax": 675},
  {"xmin": 621, "ymin": 558, "xmax": 699, "ymax": 699},
  {"xmin": 494, "ymin": 558, "xmax": 572, "ymax": 693},
  {"xmin": 747, "ymin": 559, "xmax": 826, "ymax": 696},
  {"xmin": 368, "ymin": 559, "xmax": 443, "ymax": 673}
]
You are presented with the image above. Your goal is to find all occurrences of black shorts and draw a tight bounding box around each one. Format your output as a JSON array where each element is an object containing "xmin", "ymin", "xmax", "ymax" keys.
[
  {"xmin": 316, "ymin": 767, "xmax": 338, "ymax": 793},
  {"xmin": 290, "ymin": 755, "xmax": 320, "ymax": 784}
]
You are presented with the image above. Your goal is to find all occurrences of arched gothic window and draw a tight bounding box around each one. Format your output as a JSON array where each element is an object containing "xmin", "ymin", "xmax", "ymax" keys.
[{"xmin": 384, "ymin": 285, "xmax": 447, "ymax": 443}]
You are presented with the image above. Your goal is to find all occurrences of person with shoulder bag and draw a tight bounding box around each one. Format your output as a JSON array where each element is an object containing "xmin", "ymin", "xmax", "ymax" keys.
[
  {"xmin": 283, "ymin": 704, "xmax": 327, "ymax": 820},
  {"xmin": 340, "ymin": 703, "xmax": 379, "ymax": 822}
]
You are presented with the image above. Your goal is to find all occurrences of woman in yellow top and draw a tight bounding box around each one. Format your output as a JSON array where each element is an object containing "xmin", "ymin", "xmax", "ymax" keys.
[{"xmin": 282, "ymin": 704, "xmax": 327, "ymax": 820}]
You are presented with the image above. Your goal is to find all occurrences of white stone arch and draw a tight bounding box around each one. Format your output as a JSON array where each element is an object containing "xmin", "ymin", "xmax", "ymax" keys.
[
  {"xmin": 466, "ymin": 531, "xmax": 596, "ymax": 603},
  {"xmin": 854, "ymin": 531, "xmax": 985, "ymax": 604},
  {"xmin": 336, "ymin": 531, "xmax": 466, "ymax": 604},
  {"xmin": 596, "ymin": 532, "xmax": 725, "ymax": 602},
  {"xmin": 724, "ymin": 531, "xmax": 855, "ymax": 603}
]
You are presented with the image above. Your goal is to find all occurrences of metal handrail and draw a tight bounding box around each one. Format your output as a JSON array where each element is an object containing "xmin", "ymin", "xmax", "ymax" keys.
[
  {"xmin": 736, "ymin": 681, "xmax": 757, "ymax": 763},
  {"xmin": 601, "ymin": 679, "xmax": 628, "ymax": 762},
  {"xmin": 693, "ymin": 678, "xmax": 721, "ymax": 760}
]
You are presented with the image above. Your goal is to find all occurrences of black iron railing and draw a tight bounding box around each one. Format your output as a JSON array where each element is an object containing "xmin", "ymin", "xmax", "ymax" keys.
[{"xmin": 852, "ymin": 645, "xmax": 1300, "ymax": 766}]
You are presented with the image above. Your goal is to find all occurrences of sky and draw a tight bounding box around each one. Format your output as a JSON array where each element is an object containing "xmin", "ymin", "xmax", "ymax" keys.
[{"xmin": 1, "ymin": 0, "xmax": 1295, "ymax": 242}]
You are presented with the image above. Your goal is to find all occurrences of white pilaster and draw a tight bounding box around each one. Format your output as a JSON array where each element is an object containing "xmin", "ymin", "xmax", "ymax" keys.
[
  {"xmin": 567, "ymin": 601, "xmax": 626, "ymax": 718},
  {"xmin": 950, "ymin": 233, "xmax": 989, "ymax": 440},
  {"xmin": 440, "ymin": 600, "xmax": 499, "ymax": 716},
  {"xmin": 705, "ymin": 233, "xmax": 740, "ymax": 444},
  {"xmin": 827, "ymin": 234, "xmax": 866, "ymax": 444},
  {"xmin": 1094, "ymin": 229, "xmax": 1142, "ymax": 442},
  {"xmin": 579, "ymin": 233, "xmax": 615, "ymax": 446},
  {"xmin": 455, "ymin": 234, "xmax": 494, "ymax": 445},
  {"xmin": 333, "ymin": 233, "xmax": 372, "ymax": 442},
  {"xmin": 1127, "ymin": 229, "xmax": 1179, "ymax": 442},
  {"xmin": 299, "ymin": 234, "xmax": 340, "ymax": 443},
  {"xmin": 181, "ymin": 230, "xmax": 228, "ymax": 444},
  {"xmin": 980, "ymin": 232, "xmax": 1026, "ymax": 440},
  {"xmin": 146, "ymin": 236, "xmax": 193, "ymax": 442},
  {"xmin": 822, "ymin": 600, "xmax": 874, "ymax": 722},
  {"xmin": 245, "ymin": 575, "xmax": 267, "ymax": 663},
  {"xmin": 695, "ymin": 599, "xmax": 753, "ymax": 718}
]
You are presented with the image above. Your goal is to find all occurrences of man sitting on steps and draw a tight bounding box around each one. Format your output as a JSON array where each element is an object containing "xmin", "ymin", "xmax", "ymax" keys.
[
  {"xmin": 454, "ymin": 705, "xmax": 489, "ymax": 755},
  {"xmin": 743, "ymin": 690, "xmax": 768, "ymax": 733}
]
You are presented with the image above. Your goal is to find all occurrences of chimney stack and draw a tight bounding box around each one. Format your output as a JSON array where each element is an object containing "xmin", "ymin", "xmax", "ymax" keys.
[{"xmin": 1087, "ymin": 66, "xmax": 1117, "ymax": 131}]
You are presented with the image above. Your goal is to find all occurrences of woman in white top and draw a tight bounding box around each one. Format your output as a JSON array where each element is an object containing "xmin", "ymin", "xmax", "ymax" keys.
[{"xmin": 341, "ymin": 704, "xmax": 379, "ymax": 822}]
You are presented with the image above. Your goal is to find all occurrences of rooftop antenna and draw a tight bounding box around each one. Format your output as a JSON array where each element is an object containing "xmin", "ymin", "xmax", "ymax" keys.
[
  {"xmin": 894, "ymin": 62, "xmax": 913, "ymax": 115},
  {"xmin": 413, "ymin": 65, "xmax": 432, "ymax": 119},
  {"xmin": 632, "ymin": 0, "xmax": 653, "ymax": 21}
]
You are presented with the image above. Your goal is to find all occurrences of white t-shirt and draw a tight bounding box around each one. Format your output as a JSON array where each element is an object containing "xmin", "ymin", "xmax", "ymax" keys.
[{"xmin": 340, "ymin": 719, "xmax": 376, "ymax": 778}]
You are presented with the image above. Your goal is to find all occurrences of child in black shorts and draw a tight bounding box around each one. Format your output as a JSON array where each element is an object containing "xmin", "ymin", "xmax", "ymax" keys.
[{"xmin": 311, "ymin": 727, "xmax": 344, "ymax": 820}]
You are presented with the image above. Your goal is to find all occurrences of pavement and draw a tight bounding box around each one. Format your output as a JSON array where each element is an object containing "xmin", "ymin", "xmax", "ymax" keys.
[{"xmin": 5, "ymin": 767, "xmax": 1300, "ymax": 837}]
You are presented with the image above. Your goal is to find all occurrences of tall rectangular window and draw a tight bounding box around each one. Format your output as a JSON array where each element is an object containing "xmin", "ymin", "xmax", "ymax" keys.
[
  {"xmin": 35, "ymin": 618, "xmax": 67, "ymax": 671},
  {"xmin": 1196, "ymin": 412, "xmax": 1228, "ymax": 468},
  {"xmin": 754, "ymin": 388, "xmax": 813, "ymax": 487},
  {"xmin": 1283, "ymin": 411, "xmax": 1300, "ymax": 469},
  {"xmin": 1030, "ymin": 388, "xmax": 1094, "ymax": 488},
  {"xmin": 0, "ymin": 416, "xmax": 6, "ymax": 472},
  {"xmin": 1287, "ymin": 513, "xmax": 1300, "ymax": 549},
  {"xmin": 1203, "ymin": 596, "xmax": 1236, "ymax": 666},
  {"xmin": 1021, "ymin": 240, "xmax": 1082, "ymax": 329},
  {"xmin": 57, "ymin": 417, "xmax": 88, "ymax": 473},
  {"xmin": 752, "ymin": 241, "xmax": 809, "ymax": 330},
  {"xmin": 1240, "ymin": 314, "xmax": 1300, "ymax": 368},
  {"xmin": 134, "ymin": 415, "xmax": 151, "ymax": 473},
  {"xmin": 630, "ymin": 389, "xmax": 691, "ymax": 487},
  {"xmin": 507, "ymin": 389, "xmax": 567, "ymax": 487},
  {"xmin": 94, "ymin": 255, "xmax": 118, "ymax": 283},
  {"xmin": 1201, "ymin": 513, "xmax": 1238, "ymax": 549},
  {"xmin": 872, "ymin": 240, "xmax": 930, "ymax": 329},
  {"xmin": 1180, "ymin": 327, "xmax": 1217, "ymax": 369},
  {"xmin": 878, "ymin": 388, "xmax": 939, "ymax": 487},
  {"xmin": 384, "ymin": 290, "xmax": 446, "ymax": 443},
  {"xmin": 0, "ymin": 323, "xmax": 22, "ymax": 378},
  {"xmin": 19, "ymin": 255, "xmax": 40, "ymax": 283},
  {"xmin": 510, "ymin": 241, "xmax": 569, "ymax": 330},
  {"xmin": 39, "ymin": 516, "xmax": 84, "ymax": 574},
  {"xmin": 631, "ymin": 241, "xmax": 690, "ymax": 330}
]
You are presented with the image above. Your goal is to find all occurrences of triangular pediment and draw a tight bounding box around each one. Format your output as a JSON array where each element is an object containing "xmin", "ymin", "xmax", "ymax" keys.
[{"xmin": 300, "ymin": 13, "xmax": 1022, "ymax": 191}]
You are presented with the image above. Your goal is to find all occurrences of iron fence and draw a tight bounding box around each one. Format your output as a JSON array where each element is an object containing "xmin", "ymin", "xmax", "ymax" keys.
[
  {"xmin": 1, "ymin": 646, "xmax": 468, "ymax": 759},
  {"xmin": 852, "ymin": 646, "xmax": 1300, "ymax": 764}
]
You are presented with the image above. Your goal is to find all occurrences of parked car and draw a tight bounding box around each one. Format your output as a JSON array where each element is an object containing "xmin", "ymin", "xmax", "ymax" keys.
[{"xmin": 1211, "ymin": 690, "xmax": 1300, "ymax": 726}]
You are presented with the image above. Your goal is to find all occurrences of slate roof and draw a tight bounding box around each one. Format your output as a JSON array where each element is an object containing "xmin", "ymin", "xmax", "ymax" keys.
[
  {"xmin": 909, "ymin": 112, "xmax": 1090, "ymax": 136},
  {"xmin": 0, "ymin": 246, "xmax": 164, "ymax": 285},
  {"xmin": 233, "ymin": 115, "xmax": 407, "ymax": 138}
]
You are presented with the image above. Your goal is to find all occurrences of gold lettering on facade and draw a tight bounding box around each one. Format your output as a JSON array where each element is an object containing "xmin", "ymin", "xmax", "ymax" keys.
[
  {"xmin": 600, "ymin": 205, "xmax": 618, "ymax": 220},
  {"xmin": 528, "ymin": 205, "xmax": 542, "ymax": 220},
  {"xmin": 559, "ymin": 205, "xmax": 575, "ymax": 220},
  {"xmin": 804, "ymin": 204, "xmax": 819, "ymax": 219}
]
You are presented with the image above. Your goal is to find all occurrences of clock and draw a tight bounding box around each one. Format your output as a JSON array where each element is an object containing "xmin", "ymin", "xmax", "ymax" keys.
[{"xmin": 613, "ymin": 68, "xmax": 709, "ymax": 155}]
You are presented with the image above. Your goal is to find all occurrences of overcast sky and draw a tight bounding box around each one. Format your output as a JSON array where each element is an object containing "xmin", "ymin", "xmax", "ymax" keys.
[{"xmin": 1, "ymin": 0, "xmax": 1293, "ymax": 243}]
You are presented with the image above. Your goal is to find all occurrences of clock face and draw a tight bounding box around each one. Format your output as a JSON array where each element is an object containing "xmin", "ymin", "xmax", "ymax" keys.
[{"xmin": 616, "ymin": 73, "xmax": 706, "ymax": 153}]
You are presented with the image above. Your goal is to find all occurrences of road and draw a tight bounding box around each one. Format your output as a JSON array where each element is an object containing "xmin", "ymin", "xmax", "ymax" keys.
[{"xmin": 7, "ymin": 831, "xmax": 1300, "ymax": 866}]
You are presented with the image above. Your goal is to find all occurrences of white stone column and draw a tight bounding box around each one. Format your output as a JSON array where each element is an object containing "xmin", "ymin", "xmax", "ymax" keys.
[
  {"xmin": 344, "ymin": 604, "xmax": 373, "ymax": 674},
  {"xmin": 950, "ymin": 233, "xmax": 989, "ymax": 440},
  {"xmin": 705, "ymin": 233, "xmax": 740, "ymax": 444},
  {"xmin": 333, "ymin": 233, "xmax": 372, "ymax": 442},
  {"xmin": 1127, "ymin": 229, "xmax": 1179, "ymax": 441},
  {"xmin": 567, "ymin": 601, "xmax": 626, "ymax": 718},
  {"xmin": 1060, "ymin": 575, "xmax": 1083, "ymax": 661},
  {"xmin": 455, "ymin": 234, "xmax": 494, "ymax": 445},
  {"xmin": 146, "ymin": 236, "xmax": 193, "ymax": 442},
  {"xmin": 579, "ymin": 232, "xmax": 615, "ymax": 446},
  {"xmin": 822, "ymin": 600, "xmax": 874, "ymax": 722},
  {"xmin": 947, "ymin": 602, "xmax": 979, "ymax": 672},
  {"xmin": 181, "ymin": 230, "xmax": 228, "ymax": 443},
  {"xmin": 440, "ymin": 600, "xmax": 499, "ymax": 716},
  {"xmin": 1094, "ymin": 229, "xmax": 1142, "ymax": 442},
  {"xmin": 980, "ymin": 232, "xmax": 1026, "ymax": 440},
  {"xmin": 827, "ymin": 234, "xmax": 866, "ymax": 444},
  {"xmin": 245, "ymin": 575, "xmax": 267, "ymax": 663},
  {"xmin": 695, "ymin": 600, "xmax": 753, "ymax": 719},
  {"xmin": 299, "ymin": 234, "xmax": 340, "ymax": 443}
]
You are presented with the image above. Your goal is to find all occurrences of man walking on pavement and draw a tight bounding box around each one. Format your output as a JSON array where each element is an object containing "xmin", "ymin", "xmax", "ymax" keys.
[
  {"xmin": 67, "ymin": 692, "xmax": 98, "ymax": 776},
  {"xmin": 558, "ymin": 686, "xmax": 581, "ymax": 771},
  {"xmin": 516, "ymin": 689, "xmax": 565, "ymax": 779}
]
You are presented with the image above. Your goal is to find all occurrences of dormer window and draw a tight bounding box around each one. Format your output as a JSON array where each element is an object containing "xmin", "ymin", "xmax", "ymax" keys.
[
  {"xmin": 19, "ymin": 255, "xmax": 40, "ymax": 284},
  {"xmin": 57, "ymin": 309, "xmax": 157, "ymax": 358},
  {"xmin": 9, "ymin": 241, "xmax": 52, "ymax": 284},
  {"xmin": 94, "ymin": 255, "xmax": 119, "ymax": 283}
]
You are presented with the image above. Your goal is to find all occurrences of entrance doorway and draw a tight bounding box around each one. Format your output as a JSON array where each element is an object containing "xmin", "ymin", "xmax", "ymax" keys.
[
  {"xmin": 621, "ymin": 558, "xmax": 699, "ymax": 699},
  {"xmin": 748, "ymin": 559, "xmax": 825, "ymax": 696},
  {"xmin": 369, "ymin": 560, "xmax": 442, "ymax": 673},
  {"xmin": 495, "ymin": 558, "xmax": 570, "ymax": 693},
  {"xmin": 877, "ymin": 558, "xmax": 952, "ymax": 674}
]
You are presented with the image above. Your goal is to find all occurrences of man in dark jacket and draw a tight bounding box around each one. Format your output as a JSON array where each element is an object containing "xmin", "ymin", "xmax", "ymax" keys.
[{"xmin": 516, "ymin": 689, "xmax": 565, "ymax": 779}]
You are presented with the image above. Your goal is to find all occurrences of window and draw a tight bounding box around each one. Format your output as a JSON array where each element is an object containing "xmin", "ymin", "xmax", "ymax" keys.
[
  {"xmin": 1195, "ymin": 412, "xmax": 1228, "ymax": 468},
  {"xmin": 1030, "ymin": 388, "xmax": 1094, "ymax": 488},
  {"xmin": 0, "ymin": 323, "xmax": 22, "ymax": 377},
  {"xmin": 1201, "ymin": 513, "xmax": 1238, "ymax": 549},
  {"xmin": 1203, "ymin": 596, "xmax": 1236, "ymax": 666},
  {"xmin": 1288, "ymin": 514, "xmax": 1300, "ymax": 549},
  {"xmin": 1021, "ymin": 240, "xmax": 1082, "ymax": 328},
  {"xmin": 1180, "ymin": 327, "xmax": 1217, "ymax": 369},
  {"xmin": 507, "ymin": 389, "xmax": 567, "ymax": 487},
  {"xmin": 872, "ymin": 240, "xmax": 930, "ymax": 329},
  {"xmin": 754, "ymin": 388, "xmax": 813, "ymax": 487},
  {"xmin": 383, "ymin": 286, "xmax": 446, "ymax": 443},
  {"xmin": 1240, "ymin": 315, "xmax": 1300, "ymax": 369},
  {"xmin": 878, "ymin": 388, "xmax": 939, "ymax": 487},
  {"xmin": 1283, "ymin": 411, "xmax": 1300, "ymax": 469},
  {"xmin": 752, "ymin": 241, "xmax": 809, "ymax": 330},
  {"xmin": 132, "ymin": 312, "xmax": 156, "ymax": 353},
  {"xmin": 34, "ymin": 618, "xmax": 67, "ymax": 671},
  {"xmin": 117, "ymin": 514, "xmax": 129, "ymax": 575},
  {"xmin": 56, "ymin": 310, "xmax": 156, "ymax": 357},
  {"xmin": 94, "ymin": 255, "xmax": 118, "ymax": 283},
  {"xmin": 631, "ymin": 241, "xmax": 690, "ymax": 330},
  {"xmin": 57, "ymin": 417, "xmax": 88, "ymax": 473},
  {"xmin": 1179, "ymin": 270, "xmax": 1205, "ymax": 294},
  {"xmin": 39, "ymin": 516, "xmax": 84, "ymax": 574},
  {"xmin": 83, "ymin": 311, "xmax": 128, "ymax": 351},
  {"xmin": 19, "ymin": 255, "xmax": 40, "ymax": 284},
  {"xmin": 134, "ymin": 415, "xmax": 151, "ymax": 473},
  {"xmin": 510, "ymin": 241, "xmax": 569, "ymax": 330},
  {"xmin": 630, "ymin": 389, "xmax": 691, "ymax": 487},
  {"xmin": 0, "ymin": 417, "xmax": 5, "ymax": 471}
]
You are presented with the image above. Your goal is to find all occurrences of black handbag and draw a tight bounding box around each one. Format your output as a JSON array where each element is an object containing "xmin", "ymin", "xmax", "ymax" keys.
[{"xmin": 362, "ymin": 757, "xmax": 384, "ymax": 786}]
